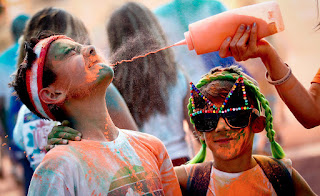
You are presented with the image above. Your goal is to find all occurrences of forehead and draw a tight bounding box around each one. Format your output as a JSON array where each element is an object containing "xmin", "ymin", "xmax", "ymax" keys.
[{"xmin": 47, "ymin": 39, "xmax": 79, "ymax": 58}]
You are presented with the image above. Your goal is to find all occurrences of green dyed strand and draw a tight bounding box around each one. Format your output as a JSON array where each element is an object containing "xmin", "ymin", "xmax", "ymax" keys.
[
  {"xmin": 271, "ymin": 140, "xmax": 285, "ymax": 159},
  {"xmin": 188, "ymin": 140, "xmax": 207, "ymax": 164},
  {"xmin": 248, "ymin": 83, "xmax": 285, "ymax": 159}
]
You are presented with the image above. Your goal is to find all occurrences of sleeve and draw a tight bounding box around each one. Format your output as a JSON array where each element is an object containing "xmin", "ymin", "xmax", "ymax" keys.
[
  {"xmin": 156, "ymin": 140, "xmax": 182, "ymax": 196},
  {"xmin": 28, "ymin": 151, "xmax": 74, "ymax": 196},
  {"xmin": 13, "ymin": 105, "xmax": 25, "ymax": 150},
  {"xmin": 311, "ymin": 68, "xmax": 320, "ymax": 84}
]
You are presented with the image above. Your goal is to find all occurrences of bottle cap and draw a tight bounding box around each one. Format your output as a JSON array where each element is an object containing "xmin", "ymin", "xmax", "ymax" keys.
[{"xmin": 184, "ymin": 31, "xmax": 194, "ymax": 50}]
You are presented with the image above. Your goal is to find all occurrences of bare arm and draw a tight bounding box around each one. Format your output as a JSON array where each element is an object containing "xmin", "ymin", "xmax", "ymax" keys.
[
  {"xmin": 105, "ymin": 83, "xmax": 138, "ymax": 131},
  {"xmin": 219, "ymin": 23, "xmax": 320, "ymax": 129},
  {"xmin": 292, "ymin": 168, "xmax": 316, "ymax": 196}
]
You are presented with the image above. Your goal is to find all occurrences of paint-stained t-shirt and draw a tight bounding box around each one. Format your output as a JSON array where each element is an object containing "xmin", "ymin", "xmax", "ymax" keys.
[
  {"xmin": 184, "ymin": 159, "xmax": 292, "ymax": 196},
  {"xmin": 28, "ymin": 129, "xmax": 182, "ymax": 196}
]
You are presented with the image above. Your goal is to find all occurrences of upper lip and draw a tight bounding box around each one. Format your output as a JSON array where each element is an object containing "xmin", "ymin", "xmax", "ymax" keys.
[{"xmin": 88, "ymin": 60, "xmax": 99, "ymax": 68}]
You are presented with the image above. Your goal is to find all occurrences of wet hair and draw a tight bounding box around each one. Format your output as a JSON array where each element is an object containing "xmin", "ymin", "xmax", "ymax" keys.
[
  {"xmin": 188, "ymin": 66, "xmax": 285, "ymax": 164},
  {"xmin": 107, "ymin": 2, "xmax": 177, "ymax": 128},
  {"xmin": 11, "ymin": 7, "xmax": 90, "ymax": 122},
  {"xmin": 11, "ymin": 14, "xmax": 29, "ymax": 42},
  {"xmin": 17, "ymin": 7, "xmax": 90, "ymax": 66}
]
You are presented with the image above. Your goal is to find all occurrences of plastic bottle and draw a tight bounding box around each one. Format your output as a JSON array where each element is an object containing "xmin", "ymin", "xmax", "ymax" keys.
[{"xmin": 175, "ymin": 1, "xmax": 285, "ymax": 55}]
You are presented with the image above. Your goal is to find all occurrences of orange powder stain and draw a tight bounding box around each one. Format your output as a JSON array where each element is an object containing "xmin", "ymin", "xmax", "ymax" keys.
[
  {"xmin": 9, "ymin": 147, "xmax": 11, "ymax": 150},
  {"xmin": 2, "ymin": 143, "xmax": 6, "ymax": 146},
  {"xmin": 5, "ymin": 135, "xmax": 8, "ymax": 138},
  {"xmin": 211, "ymin": 166, "xmax": 273, "ymax": 195},
  {"xmin": 109, "ymin": 44, "xmax": 178, "ymax": 68}
]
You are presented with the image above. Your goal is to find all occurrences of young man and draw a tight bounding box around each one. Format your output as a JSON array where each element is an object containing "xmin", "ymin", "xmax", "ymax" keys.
[{"xmin": 11, "ymin": 34, "xmax": 181, "ymax": 195}]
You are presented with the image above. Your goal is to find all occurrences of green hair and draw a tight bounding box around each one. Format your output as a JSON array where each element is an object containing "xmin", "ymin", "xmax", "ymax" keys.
[{"xmin": 188, "ymin": 66, "xmax": 285, "ymax": 164}]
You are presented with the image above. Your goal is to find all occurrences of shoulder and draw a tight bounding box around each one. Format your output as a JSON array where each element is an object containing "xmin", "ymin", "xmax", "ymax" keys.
[
  {"xmin": 40, "ymin": 144, "xmax": 81, "ymax": 170},
  {"xmin": 121, "ymin": 129, "xmax": 167, "ymax": 152}
]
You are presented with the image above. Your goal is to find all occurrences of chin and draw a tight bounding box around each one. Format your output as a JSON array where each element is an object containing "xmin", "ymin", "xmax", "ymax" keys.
[{"xmin": 95, "ymin": 64, "xmax": 114, "ymax": 86}]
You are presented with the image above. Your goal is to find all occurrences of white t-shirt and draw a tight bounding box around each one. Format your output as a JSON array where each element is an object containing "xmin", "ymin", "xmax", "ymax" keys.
[
  {"xmin": 184, "ymin": 158, "xmax": 292, "ymax": 196},
  {"xmin": 28, "ymin": 129, "xmax": 182, "ymax": 196}
]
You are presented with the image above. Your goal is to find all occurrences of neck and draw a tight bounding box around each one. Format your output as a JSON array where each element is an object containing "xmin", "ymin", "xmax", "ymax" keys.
[
  {"xmin": 64, "ymin": 90, "xmax": 118, "ymax": 142},
  {"xmin": 213, "ymin": 149, "xmax": 257, "ymax": 173}
]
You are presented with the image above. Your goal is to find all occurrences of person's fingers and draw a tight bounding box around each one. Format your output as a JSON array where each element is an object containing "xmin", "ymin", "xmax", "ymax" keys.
[
  {"xmin": 248, "ymin": 22, "xmax": 258, "ymax": 51},
  {"xmin": 236, "ymin": 25, "xmax": 251, "ymax": 61},
  {"xmin": 230, "ymin": 24, "xmax": 246, "ymax": 60},
  {"xmin": 57, "ymin": 132, "xmax": 81, "ymax": 141},
  {"xmin": 219, "ymin": 37, "xmax": 232, "ymax": 58},
  {"xmin": 61, "ymin": 120, "xmax": 70, "ymax": 126},
  {"xmin": 49, "ymin": 126, "xmax": 81, "ymax": 139},
  {"xmin": 47, "ymin": 138, "xmax": 68, "ymax": 146},
  {"xmin": 44, "ymin": 145, "xmax": 54, "ymax": 153}
]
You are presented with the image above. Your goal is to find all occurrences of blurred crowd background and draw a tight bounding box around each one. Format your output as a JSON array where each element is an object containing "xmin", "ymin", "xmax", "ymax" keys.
[{"xmin": 1, "ymin": 0, "xmax": 320, "ymax": 195}]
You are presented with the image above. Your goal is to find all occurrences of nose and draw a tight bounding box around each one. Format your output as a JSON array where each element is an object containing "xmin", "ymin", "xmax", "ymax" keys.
[
  {"xmin": 214, "ymin": 117, "xmax": 230, "ymax": 133},
  {"xmin": 83, "ymin": 45, "xmax": 96, "ymax": 56}
]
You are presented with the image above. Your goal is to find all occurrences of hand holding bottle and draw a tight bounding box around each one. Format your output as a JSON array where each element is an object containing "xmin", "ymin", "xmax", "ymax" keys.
[{"xmin": 218, "ymin": 23, "xmax": 277, "ymax": 63}]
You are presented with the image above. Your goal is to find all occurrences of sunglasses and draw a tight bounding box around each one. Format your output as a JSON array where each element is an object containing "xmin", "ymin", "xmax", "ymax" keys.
[{"xmin": 192, "ymin": 109, "xmax": 258, "ymax": 132}]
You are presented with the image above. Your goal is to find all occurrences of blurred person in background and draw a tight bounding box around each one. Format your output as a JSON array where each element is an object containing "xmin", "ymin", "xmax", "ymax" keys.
[
  {"xmin": 107, "ymin": 2, "xmax": 193, "ymax": 166},
  {"xmin": 0, "ymin": 13, "xmax": 31, "ymax": 195}
]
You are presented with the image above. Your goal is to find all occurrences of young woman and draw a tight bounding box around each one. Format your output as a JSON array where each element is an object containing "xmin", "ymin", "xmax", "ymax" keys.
[{"xmin": 107, "ymin": 2, "xmax": 193, "ymax": 166}]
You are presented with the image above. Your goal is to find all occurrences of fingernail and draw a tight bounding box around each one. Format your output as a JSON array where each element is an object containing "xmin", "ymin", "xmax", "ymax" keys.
[
  {"xmin": 75, "ymin": 136, "xmax": 81, "ymax": 141},
  {"xmin": 253, "ymin": 22, "xmax": 256, "ymax": 27},
  {"xmin": 240, "ymin": 24, "xmax": 245, "ymax": 30},
  {"xmin": 226, "ymin": 37, "xmax": 231, "ymax": 42},
  {"xmin": 63, "ymin": 140, "xmax": 68, "ymax": 144},
  {"xmin": 50, "ymin": 145, "xmax": 54, "ymax": 149},
  {"xmin": 246, "ymin": 25, "xmax": 250, "ymax": 31}
]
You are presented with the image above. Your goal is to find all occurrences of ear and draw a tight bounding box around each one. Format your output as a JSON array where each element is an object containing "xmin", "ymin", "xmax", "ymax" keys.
[
  {"xmin": 39, "ymin": 86, "xmax": 66, "ymax": 105},
  {"xmin": 251, "ymin": 116, "xmax": 266, "ymax": 133}
]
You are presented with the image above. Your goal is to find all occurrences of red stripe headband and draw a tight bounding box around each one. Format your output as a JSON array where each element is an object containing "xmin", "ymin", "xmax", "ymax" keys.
[{"xmin": 26, "ymin": 35, "xmax": 73, "ymax": 120}]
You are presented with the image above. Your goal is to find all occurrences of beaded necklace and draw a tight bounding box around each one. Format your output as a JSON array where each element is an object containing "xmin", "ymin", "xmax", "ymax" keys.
[{"xmin": 190, "ymin": 75, "xmax": 253, "ymax": 117}]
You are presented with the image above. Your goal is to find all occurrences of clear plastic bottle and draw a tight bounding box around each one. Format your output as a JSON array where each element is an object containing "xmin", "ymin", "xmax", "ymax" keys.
[{"xmin": 175, "ymin": 1, "xmax": 285, "ymax": 55}]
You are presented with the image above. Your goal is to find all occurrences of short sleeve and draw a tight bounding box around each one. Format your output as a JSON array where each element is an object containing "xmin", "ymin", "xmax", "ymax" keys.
[{"xmin": 311, "ymin": 68, "xmax": 320, "ymax": 84}]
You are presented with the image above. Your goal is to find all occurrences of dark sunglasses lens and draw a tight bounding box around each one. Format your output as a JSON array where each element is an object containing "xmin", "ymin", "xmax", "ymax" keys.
[
  {"xmin": 192, "ymin": 114, "xmax": 219, "ymax": 132},
  {"xmin": 226, "ymin": 110, "xmax": 252, "ymax": 128}
]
